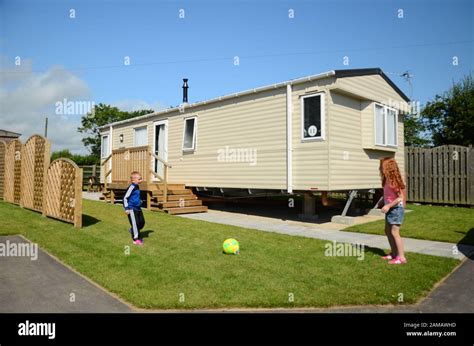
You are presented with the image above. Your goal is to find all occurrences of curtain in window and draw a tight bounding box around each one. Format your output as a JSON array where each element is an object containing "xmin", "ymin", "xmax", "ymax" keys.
[
  {"xmin": 183, "ymin": 118, "xmax": 195, "ymax": 149},
  {"xmin": 101, "ymin": 135, "xmax": 109, "ymax": 158},
  {"xmin": 375, "ymin": 105, "xmax": 385, "ymax": 145},
  {"xmin": 134, "ymin": 127, "xmax": 147, "ymax": 146},
  {"xmin": 386, "ymin": 109, "xmax": 397, "ymax": 145}
]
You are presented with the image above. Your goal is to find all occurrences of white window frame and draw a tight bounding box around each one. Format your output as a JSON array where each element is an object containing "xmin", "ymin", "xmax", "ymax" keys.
[
  {"xmin": 101, "ymin": 134, "xmax": 109, "ymax": 158},
  {"xmin": 373, "ymin": 103, "xmax": 398, "ymax": 147},
  {"xmin": 133, "ymin": 125, "xmax": 148, "ymax": 147},
  {"xmin": 300, "ymin": 92, "xmax": 325, "ymax": 141},
  {"xmin": 182, "ymin": 116, "xmax": 197, "ymax": 152}
]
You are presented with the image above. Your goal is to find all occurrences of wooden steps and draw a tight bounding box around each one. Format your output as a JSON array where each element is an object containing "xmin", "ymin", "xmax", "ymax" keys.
[
  {"xmin": 151, "ymin": 205, "xmax": 208, "ymax": 215},
  {"xmin": 152, "ymin": 189, "xmax": 192, "ymax": 196},
  {"xmin": 150, "ymin": 186, "xmax": 207, "ymax": 214},
  {"xmin": 103, "ymin": 182, "xmax": 207, "ymax": 215}
]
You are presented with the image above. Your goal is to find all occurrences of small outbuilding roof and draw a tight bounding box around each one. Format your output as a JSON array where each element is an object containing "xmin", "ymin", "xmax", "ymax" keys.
[
  {"xmin": 0, "ymin": 129, "xmax": 22, "ymax": 138},
  {"xmin": 100, "ymin": 68, "xmax": 409, "ymax": 130}
]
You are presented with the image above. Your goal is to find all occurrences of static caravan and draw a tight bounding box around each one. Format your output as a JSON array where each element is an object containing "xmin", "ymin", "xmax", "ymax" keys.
[{"xmin": 99, "ymin": 68, "xmax": 409, "ymax": 215}]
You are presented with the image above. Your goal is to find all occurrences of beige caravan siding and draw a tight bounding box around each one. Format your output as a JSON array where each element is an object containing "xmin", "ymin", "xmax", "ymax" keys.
[
  {"xmin": 336, "ymin": 74, "xmax": 408, "ymax": 106},
  {"xmin": 327, "ymin": 91, "xmax": 375, "ymax": 190},
  {"xmin": 112, "ymin": 121, "xmax": 152, "ymax": 150},
  {"xmin": 155, "ymin": 88, "xmax": 288, "ymax": 189},
  {"xmin": 291, "ymin": 77, "xmax": 336, "ymax": 191},
  {"xmin": 99, "ymin": 73, "xmax": 407, "ymax": 191},
  {"xmin": 327, "ymin": 75, "xmax": 407, "ymax": 190},
  {"xmin": 395, "ymin": 118, "xmax": 405, "ymax": 181}
]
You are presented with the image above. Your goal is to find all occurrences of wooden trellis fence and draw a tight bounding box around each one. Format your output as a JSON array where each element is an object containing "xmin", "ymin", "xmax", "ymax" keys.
[
  {"xmin": 3, "ymin": 139, "xmax": 22, "ymax": 204},
  {"xmin": 43, "ymin": 158, "xmax": 83, "ymax": 228},
  {"xmin": 20, "ymin": 135, "xmax": 51, "ymax": 212},
  {"xmin": 0, "ymin": 135, "xmax": 82, "ymax": 228},
  {"xmin": 0, "ymin": 141, "xmax": 6, "ymax": 199},
  {"xmin": 405, "ymin": 145, "xmax": 474, "ymax": 205}
]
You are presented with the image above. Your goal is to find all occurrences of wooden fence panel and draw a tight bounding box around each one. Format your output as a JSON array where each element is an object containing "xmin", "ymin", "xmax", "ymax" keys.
[
  {"xmin": 44, "ymin": 158, "xmax": 83, "ymax": 228},
  {"xmin": 0, "ymin": 141, "xmax": 6, "ymax": 199},
  {"xmin": 405, "ymin": 145, "xmax": 473, "ymax": 205},
  {"xmin": 4, "ymin": 139, "xmax": 22, "ymax": 204},
  {"xmin": 20, "ymin": 135, "xmax": 51, "ymax": 212}
]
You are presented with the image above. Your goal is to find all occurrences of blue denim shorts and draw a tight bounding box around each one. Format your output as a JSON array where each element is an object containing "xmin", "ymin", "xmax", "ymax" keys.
[{"xmin": 386, "ymin": 205, "xmax": 405, "ymax": 225}]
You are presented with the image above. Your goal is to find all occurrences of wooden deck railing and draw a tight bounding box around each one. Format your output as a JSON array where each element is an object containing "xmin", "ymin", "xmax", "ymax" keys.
[{"xmin": 100, "ymin": 145, "xmax": 172, "ymax": 202}]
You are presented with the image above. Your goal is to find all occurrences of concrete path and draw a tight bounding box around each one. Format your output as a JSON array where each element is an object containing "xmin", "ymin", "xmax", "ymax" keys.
[
  {"xmin": 83, "ymin": 191, "xmax": 103, "ymax": 201},
  {"xmin": 0, "ymin": 235, "xmax": 132, "ymax": 313},
  {"xmin": 179, "ymin": 209, "xmax": 474, "ymax": 260}
]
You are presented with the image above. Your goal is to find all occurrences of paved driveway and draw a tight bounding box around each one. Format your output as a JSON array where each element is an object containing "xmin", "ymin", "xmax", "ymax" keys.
[{"xmin": 0, "ymin": 235, "xmax": 131, "ymax": 313}]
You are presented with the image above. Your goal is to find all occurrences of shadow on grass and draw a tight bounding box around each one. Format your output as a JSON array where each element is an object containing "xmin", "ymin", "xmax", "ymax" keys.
[
  {"xmin": 140, "ymin": 230, "xmax": 154, "ymax": 239},
  {"xmin": 363, "ymin": 246, "xmax": 386, "ymax": 257},
  {"xmin": 457, "ymin": 228, "xmax": 474, "ymax": 260},
  {"xmin": 82, "ymin": 214, "xmax": 100, "ymax": 227}
]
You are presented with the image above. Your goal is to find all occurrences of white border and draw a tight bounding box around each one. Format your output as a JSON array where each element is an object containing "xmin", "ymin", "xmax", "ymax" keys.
[
  {"xmin": 133, "ymin": 125, "xmax": 148, "ymax": 147},
  {"xmin": 373, "ymin": 103, "xmax": 398, "ymax": 147},
  {"xmin": 182, "ymin": 115, "xmax": 197, "ymax": 152},
  {"xmin": 300, "ymin": 92, "xmax": 325, "ymax": 142},
  {"xmin": 101, "ymin": 134, "xmax": 109, "ymax": 158},
  {"xmin": 152, "ymin": 119, "xmax": 169, "ymax": 181}
]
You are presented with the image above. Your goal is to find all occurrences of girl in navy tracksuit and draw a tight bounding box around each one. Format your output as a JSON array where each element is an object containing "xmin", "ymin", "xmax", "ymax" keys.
[{"xmin": 123, "ymin": 171, "xmax": 145, "ymax": 245}]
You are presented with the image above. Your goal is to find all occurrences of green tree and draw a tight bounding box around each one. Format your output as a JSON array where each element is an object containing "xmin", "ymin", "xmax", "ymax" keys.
[
  {"xmin": 51, "ymin": 149, "xmax": 99, "ymax": 165},
  {"xmin": 403, "ymin": 112, "xmax": 429, "ymax": 147},
  {"xmin": 421, "ymin": 74, "xmax": 474, "ymax": 146},
  {"xmin": 78, "ymin": 104, "xmax": 153, "ymax": 159}
]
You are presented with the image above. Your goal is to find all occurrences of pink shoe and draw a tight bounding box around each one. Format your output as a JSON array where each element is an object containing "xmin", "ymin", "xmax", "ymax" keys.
[
  {"xmin": 388, "ymin": 256, "xmax": 407, "ymax": 265},
  {"xmin": 133, "ymin": 239, "xmax": 143, "ymax": 246},
  {"xmin": 382, "ymin": 253, "xmax": 394, "ymax": 260}
]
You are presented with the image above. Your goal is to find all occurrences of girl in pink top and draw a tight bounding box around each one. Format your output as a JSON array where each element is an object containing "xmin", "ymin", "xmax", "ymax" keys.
[{"xmin": 379, "ymin": 157, "xmax": 407, "ymax": 264}]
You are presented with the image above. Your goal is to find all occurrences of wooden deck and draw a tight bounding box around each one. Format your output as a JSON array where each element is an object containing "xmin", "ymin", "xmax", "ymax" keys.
[
  {"xmin": 102, "ymin": 183, "xmax": 208, "ymax": 215},
  {"xmin": 101, "ymin": 146, "xmax": 207, "ymax": 214}
]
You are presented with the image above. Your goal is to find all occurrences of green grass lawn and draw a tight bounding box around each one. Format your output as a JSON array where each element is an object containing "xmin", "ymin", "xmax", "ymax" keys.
[
  {"xmin": 345, "ymin": 203, "xmax": 474, "ymax": 245},
  {"xmin": 0, "ymin": 200, "xmax": 460, "ymax": 309}
]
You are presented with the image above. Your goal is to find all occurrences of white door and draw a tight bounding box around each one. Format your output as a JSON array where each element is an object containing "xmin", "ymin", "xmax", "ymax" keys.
[
  {"xmin": 153, "ymin": 120, "xmax": 168, "ymax": 180},
  {"xmin": 101, "ymin": 134, "xmax": 111, "ymax": 183}
]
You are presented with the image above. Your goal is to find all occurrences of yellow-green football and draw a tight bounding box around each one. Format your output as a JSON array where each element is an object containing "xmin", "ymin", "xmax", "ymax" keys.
[{"xmin": 223, "ymin": 238, "xmax": 240, "ymax": 255}]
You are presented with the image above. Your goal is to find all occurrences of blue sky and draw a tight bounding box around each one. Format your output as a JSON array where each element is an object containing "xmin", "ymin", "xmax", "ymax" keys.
[{"xmin": 0, "ymin": 0, "xmax": 472, "ymax": 152}]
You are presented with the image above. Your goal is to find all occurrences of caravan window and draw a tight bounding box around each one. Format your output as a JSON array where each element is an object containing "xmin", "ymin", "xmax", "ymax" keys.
[
  {"xmin": 301, "ymin": 93, "xmax": 325, "ymax": 140},
  {"xmin": 375, "ymin": 103, "xmax": 397, "ymax": 146},
  {"xmin": 101, "ymin": 135, "xmax": 109, "ymax": 158},
  {"xmin": 134, "ymin": 126, "xmax": 148, "ymax": 146},
  {"xmin": 182, "ymin": 116, "xmax": 197, "ymax": 151},
  {"xmin": 375, "ymin": 105, "xmax": 385, "ymax": 145}
]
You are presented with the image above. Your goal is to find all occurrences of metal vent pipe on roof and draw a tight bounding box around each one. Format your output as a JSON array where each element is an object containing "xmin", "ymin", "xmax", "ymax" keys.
[{"xmin": 182, "ymin": 78, "xmax": 189, "ymax": 104}]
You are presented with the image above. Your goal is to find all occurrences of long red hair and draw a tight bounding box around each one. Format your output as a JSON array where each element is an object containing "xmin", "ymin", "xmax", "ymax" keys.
[{"xmin": 380, "ymin": 157, "xmax": 405, "ymax": 190}]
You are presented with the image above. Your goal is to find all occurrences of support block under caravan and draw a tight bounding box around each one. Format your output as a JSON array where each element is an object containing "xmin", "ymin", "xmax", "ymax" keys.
[
  {"xmin": 298, "ymin": 192, "xmax": 319, "ymax": 221},
  {"xmin": 330, "ymin": 190, "xmax": 362, "ymax": 225}
]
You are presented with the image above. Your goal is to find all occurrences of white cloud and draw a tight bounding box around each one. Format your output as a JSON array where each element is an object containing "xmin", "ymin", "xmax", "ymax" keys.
[
  {"xmin": 0, "ymin": 57, "xmax": 165, "ymax": 155},
  {"xmin": 0, "ymin": 57, "xmax": 91, "ymax": 154}
]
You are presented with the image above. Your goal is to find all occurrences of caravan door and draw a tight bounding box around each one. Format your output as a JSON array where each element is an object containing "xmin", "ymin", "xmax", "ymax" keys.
[{"xmin": 153, "ymin": 120, "xmax": 168, "ymax": 180}]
